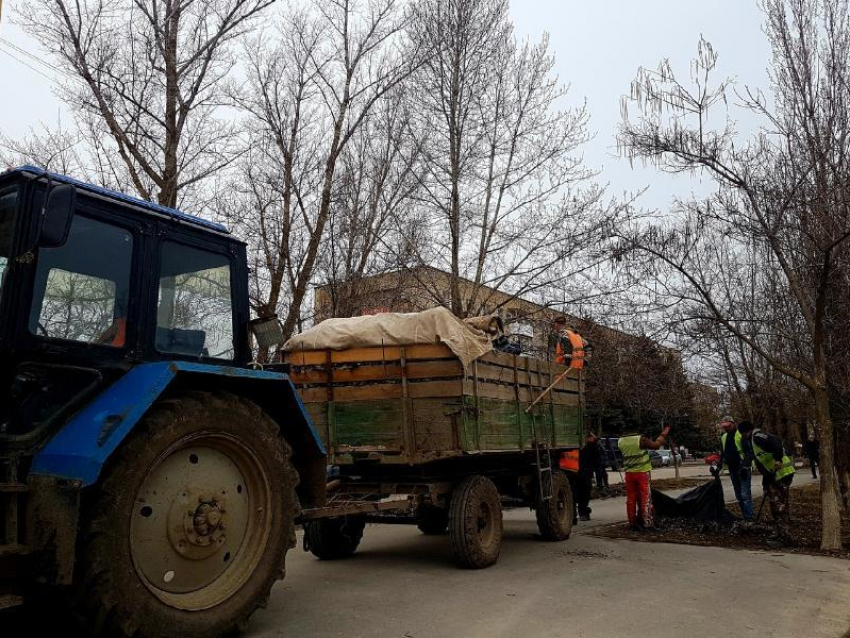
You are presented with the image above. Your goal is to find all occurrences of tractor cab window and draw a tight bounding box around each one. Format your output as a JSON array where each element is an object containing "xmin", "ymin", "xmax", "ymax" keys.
[
  {"xmin": 156, "ymin": 242, "xmax": 234, "ymax": 360},
  {"xmin": 30, "ymin": 215, "xmax": 133, "ymax": 347},
  {"xmin": 0, "ymin": 189, "xmax": 16, "ymax": 298}
]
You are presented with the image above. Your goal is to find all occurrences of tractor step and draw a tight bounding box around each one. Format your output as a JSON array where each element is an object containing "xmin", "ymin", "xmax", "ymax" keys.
[
  {"xmin": 0, "ymin": 593, "xmax": 24, "ymax": 610},
  {"xmin": 0, "ymin": 483, "xmax": 27, "ymax": 493},
  {"xmin": 0, "ymin": 544, "xmax": 29, "ymax": 558}
]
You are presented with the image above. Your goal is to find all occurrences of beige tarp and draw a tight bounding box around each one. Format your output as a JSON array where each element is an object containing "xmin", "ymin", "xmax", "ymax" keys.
[{"xmin": 282, "ymin": 307, "xmax": 493, "ymax": 367}]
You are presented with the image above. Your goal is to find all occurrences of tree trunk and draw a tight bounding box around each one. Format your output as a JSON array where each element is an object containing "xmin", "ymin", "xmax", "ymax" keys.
[{"xmin": 813, "ymin": 384, "xmax": 843, "ymax": 550}]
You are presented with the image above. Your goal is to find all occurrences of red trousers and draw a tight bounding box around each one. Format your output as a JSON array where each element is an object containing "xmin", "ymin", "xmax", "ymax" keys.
[{"xmin": 625, "ymin": 472, "xmax": 654, "ymax": 528}]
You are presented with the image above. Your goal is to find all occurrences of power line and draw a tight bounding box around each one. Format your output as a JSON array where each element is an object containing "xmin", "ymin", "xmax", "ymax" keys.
[
  {"xmin": 0, "ymin": 37, "xmax": 58, "ymax": 71},
  {"xmin": 0, "ymin": 41, "xmax": 63, "ymax": 86}
]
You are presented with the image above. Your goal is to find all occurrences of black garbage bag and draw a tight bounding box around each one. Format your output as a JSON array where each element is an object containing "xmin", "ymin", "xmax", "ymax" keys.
[{"xmin": 651, "ymin": 478, "xmax": 735, "ymax": 523}]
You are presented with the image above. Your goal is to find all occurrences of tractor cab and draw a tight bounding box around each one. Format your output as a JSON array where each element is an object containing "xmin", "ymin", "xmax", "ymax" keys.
[
  {"xmin": 0, "ymin": 166, "xmax": 251, "ymax": 443},
  {"xmin": 0, "ymin": 167, "xmax": 324, "ymax": 633}
]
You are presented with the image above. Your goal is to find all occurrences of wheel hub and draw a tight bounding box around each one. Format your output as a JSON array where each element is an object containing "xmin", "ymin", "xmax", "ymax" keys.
[
  {"xmin": 130, "ymin": 438, "xmax": 270, "ymax": 607},
  {"xmin": 188, "ymin": 497, "xmax": 226, "ymax": 544}
]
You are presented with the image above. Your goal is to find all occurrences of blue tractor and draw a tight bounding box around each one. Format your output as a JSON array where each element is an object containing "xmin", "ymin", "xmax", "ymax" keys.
[{"xmin": 0, "ymin": 167, "xmax": 327, "ymax": 637}]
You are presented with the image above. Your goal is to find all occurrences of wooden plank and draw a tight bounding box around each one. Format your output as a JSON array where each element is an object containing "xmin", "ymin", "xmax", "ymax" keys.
[
  {"xmin": 284, "ymin": 344, "xmax": 454, "ymax": 366},
  {"xmin": 400, "ymin": 347, "xmax": 416, "ymax": 463},
  {"xmin": 299, "ymin": 383, "xmax": 403, "ymax": 403},
  {"xmin": 412, "ymin": 397, "xmax": 464, "ymax": 452},
  {"xmin": 288, "ymin": 359, "xmax": 463, "ymax": 385},
  {"xmin": 334, "ymin": 400, "xmax": 405, "ymax": 449},
  {"xmin": 513, "ymin": 355, "xmax": 524, "ymax": 450},
  {"xmin": 407, "ymin": 379, "xmax": 465, "ymax": 399}
]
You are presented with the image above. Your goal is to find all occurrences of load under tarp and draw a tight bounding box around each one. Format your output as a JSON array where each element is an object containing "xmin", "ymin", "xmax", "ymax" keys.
[
  {"xmin": 651, "ymin": 478, "xmax": 735, "ymax": 523},
  {"xmin": 282, "ymin": 307, "xmax": 493, "ymax": 368}
]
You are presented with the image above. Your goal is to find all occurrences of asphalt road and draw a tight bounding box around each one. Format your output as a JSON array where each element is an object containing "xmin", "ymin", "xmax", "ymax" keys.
[{"xmin": 249, "ymin": 467, "xmax": 850, "ymax": 638}]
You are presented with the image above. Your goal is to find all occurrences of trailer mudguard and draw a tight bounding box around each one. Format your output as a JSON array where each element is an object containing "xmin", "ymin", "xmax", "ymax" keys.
[{"xmin": 30, "ymin": 361, "xmax": 326, "ymax": 487}]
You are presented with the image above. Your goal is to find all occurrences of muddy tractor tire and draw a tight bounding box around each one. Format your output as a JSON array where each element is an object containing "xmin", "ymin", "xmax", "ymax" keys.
[
  {"xmin": 536, "ymin": 470, "xmax": 574, "ymax": 541},
  {"xmin": 304, "ymin": 515, "xmax": 366, "ymax": 559},
  {"xmin": 416, "ymin": 505, "xmax": 449, "ymax": 535},
  {"xmin": 448, "ymin": 475, "xmax": 503, "ymax": 569},
  {"xmin": 67, "ymin": 392, "xmax": 300, "ymax": 638}
]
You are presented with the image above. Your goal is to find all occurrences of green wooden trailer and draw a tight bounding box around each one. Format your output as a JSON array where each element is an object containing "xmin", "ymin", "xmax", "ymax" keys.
[{"xmin": 285, "ymin": 343, "xmax": 585, "ymax": 568}]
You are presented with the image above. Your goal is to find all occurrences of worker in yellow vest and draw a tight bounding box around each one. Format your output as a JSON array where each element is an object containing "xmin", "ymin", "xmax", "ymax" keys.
[
  {"xmin": 738, "ymin": 421, "xmax": 796, "ymax": 544},
  {"xmin": 718, "ymin": 415, "xmax": 755, "ymax": 520},
  {"xmin": 617, "ymin": 422, "xmax": 671, "ymax": 531}
]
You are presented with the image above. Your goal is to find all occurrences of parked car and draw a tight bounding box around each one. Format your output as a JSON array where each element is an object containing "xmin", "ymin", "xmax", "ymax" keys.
[{"xmin": 649, "ymin": 450, "xmax": 663, "ymax": 468}]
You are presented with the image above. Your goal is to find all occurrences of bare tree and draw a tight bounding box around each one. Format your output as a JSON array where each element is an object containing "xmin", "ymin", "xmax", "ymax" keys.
[
  {"xmin": 618, "ymin": 1, "xmax": 850, "ymax": 549},
  {"xmin": 318, "ymin": 86, "xmax": 425, "ymax": 318},
  {"xmin": 17, "ymin": 0, "xmax": 276, "ymax": 207},
  {"xmin": 223, "ymin": 0, "xmax": 414, "ymax": 343},
  {"xmin": 405, "ymin": 0, "xmax": 611, "ymax": 318}
]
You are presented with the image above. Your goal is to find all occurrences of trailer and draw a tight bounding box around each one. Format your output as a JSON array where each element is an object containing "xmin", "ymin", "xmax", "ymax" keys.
[{"xmin": 285, "ymin": 337, "xmax": 584, "ymax": 568}]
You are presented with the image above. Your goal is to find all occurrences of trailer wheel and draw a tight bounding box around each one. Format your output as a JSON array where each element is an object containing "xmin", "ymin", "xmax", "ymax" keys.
[
  {"xmin": 68, "ymin": 392, "xmax": 299, "ymax": 638},
  {"xmin": 448, "ymin": 475, "xmax": 502, "ymax": 569},
  {"xmin": 304, "ymin": 515, "xmax": 366, "ymax": 559},
  {"xmin": 536, "ymin": 470, "xmax": 574, "ymax": 541},
  {"xmin": 416, "ymin": 505, "xmax": 449, "ymax": 535}
]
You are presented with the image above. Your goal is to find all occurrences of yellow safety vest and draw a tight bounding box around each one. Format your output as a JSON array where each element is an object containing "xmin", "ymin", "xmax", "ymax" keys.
[
  {"xmin": 618, "ymin": 435, "xmax": 651, "ymax": 473},
  {"xmin": 720, "ymin": 430, "xmax": 751, "ymax": 471},
  {"xmin": 752, "ymin": 430, "xmax": 795, "ymax": 481}
]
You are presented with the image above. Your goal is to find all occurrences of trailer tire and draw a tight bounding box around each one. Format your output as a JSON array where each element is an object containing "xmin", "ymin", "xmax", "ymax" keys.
[
  {"xmin": 448, "ymin": 475, "xmax": 502, "ymax": 569},
  {"xmin": 416, "ymin": 505, "xmax": 449, "ymax": 535},
  {"xmin": 304, "ymin": 515, "xmax": 366, "ymax": 559},
  {"xmin": 535, "ymin": 470, "xmax": 574, "ymax": 541},
  {"xmin": 67, "ymin": 392, "xmax": 299, "ymax": 638}
]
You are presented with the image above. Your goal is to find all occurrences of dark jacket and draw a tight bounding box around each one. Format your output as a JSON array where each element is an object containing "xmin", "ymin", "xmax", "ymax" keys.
[
  {"xmin": 803, "ymin": 439, "xmax": 820, "ymax": 461},
  {"xmin": 579, "ymin": 441, "xmax": 604, "ymax": 475}
]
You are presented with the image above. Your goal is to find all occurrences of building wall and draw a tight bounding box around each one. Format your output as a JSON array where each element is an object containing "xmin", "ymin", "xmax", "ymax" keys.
[{"xmin": 314, "ymin": 266, "xmax": 646, "ymax": 359}]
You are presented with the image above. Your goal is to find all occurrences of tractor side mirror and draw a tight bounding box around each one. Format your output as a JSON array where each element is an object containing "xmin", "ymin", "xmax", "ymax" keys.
[
  {"xmin": 39, "ymin": 184, "xmax": 76, "ymax": 248},
  {"xmin": 250, "ymin": 314, "xmax": 285, "ymax": 350}
]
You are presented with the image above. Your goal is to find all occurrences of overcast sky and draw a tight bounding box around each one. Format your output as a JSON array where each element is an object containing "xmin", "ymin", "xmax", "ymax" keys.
[{"xmin": 0, "ymin": 0, "xmax": 771, "ymax": 210}]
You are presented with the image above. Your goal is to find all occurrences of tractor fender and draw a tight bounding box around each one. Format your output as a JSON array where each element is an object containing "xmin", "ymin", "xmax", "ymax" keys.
[{"xmin": 30, "ymin": 361, "xmax": 327, "ymax": 505}]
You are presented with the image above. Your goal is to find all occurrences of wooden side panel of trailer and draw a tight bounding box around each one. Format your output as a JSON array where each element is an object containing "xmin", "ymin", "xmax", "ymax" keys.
[{"xmin": 285, "ymin": 344, "xmax": 583, "ymax": 465}]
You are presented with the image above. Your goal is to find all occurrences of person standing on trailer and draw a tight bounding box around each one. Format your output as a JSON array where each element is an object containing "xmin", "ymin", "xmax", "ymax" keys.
[
  {"xmin": 738, "ymin": 421, "xmax": 796, "ymax": 545},
  {"xmin": 549, "ymin": 316, "xmax": 587, "ymax": 369},
  {"xmin": 618, "ymin": 422, "xmax": 671, "ymax": 531}
]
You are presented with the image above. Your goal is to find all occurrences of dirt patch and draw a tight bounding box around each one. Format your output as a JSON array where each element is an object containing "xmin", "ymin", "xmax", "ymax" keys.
[
  {"xmin": 593, "ymin": 477, "xmax": 708, "ymax": 500},
  {"xmin": 591, "ymin": 483, "xmax": 850, "ymax": 560}
]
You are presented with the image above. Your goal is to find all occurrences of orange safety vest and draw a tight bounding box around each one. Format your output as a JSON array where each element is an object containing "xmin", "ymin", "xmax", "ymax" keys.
[
  {"xmin": 111, "ymin": 317, "xmax": 127, "ymax": 348},
  {"xmin": 559, "ymin": 450, "xmax": 580, "ymax": 472},
  {"xmin": 555, "ymin": 329, "xmax": 586, "ymax": 369},
  {"xmin": 96, "ymin": 317, "xmax": 127, "ymax": 348}
]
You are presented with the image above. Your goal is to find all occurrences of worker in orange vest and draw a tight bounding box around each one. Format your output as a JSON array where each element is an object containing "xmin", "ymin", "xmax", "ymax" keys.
[{"xmin": 550, "ymin": 316, "xmax": 587, "ymax": 369}]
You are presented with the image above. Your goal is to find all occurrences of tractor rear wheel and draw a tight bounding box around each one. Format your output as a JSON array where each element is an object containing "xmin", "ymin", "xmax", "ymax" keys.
[
  {"xmin": 448, "ymin": 475, "xmax": 502, "ymax": 569},
  {"xmin": 68, "ymin": 392, "xmax": 299, "ymax": 638},
  {"xmin": 535, "ymin": 470, "xmax": 574, "ymax": 541},
  {"xmin": 304, "ymin": 515, "xmax": 366, "ymax": 559}
]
